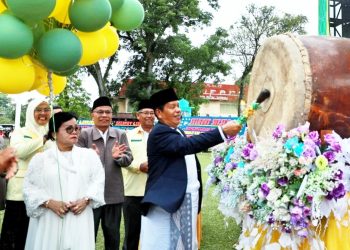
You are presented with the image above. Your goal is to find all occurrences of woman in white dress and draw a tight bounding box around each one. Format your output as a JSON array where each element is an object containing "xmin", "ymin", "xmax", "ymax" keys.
[{"xmin": 23, "ymin": 112, "xmax": 105, "ymax": 250}]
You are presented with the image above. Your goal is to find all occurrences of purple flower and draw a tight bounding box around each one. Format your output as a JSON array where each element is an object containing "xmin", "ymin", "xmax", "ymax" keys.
[
  {"xmin": 334, "ymin": 169, "xmax": 343, "ymax": 180},
  {"xmin": 303, "ymin": 206, "xmax": 311, "ymax": 217},
  {"xmin": 249, "ymin": 148, "xmax": 258, "ymax": 161},
  {"xmin": 306, "ymin": 195, "xmax": 313, "ymax": 202},
  {"xmin": 324, "ymin": 134, "xmax": 342, "ymax": 152},
  {"xmin": 301, "ymin": 145, "xmax": 316, "ymax": 159},
  {"xmin": 297, "ymin": 228, "xmax": 308, "ymax": 238},
  {"xmin": 273, "ymin": 124, "xmax": 285, "ymax": 139},
  {"xmin": 324, "ymin": 133, "xmax": 337, "ymax": 145},
  {"xmin": 277, "ymin": 177, "xmax": 289, "ymax": 186},
  {"xmin": 282, "ymin": 226, "xmax": 292, "ymax": 233},
  {"xmin": 241, "ymin": 144, "xmax": 258, "ymax": 161},
  {"xmin": 331, "ymin": 143, "xmax": 342, "ymax": 153},
  {"xmin": 214, "ymin": 156, "xmax": 223, "ymax": 165},
  {"xmin": 260, "ymin": 183, "xmax": 270, "ymax": 196},
  {"xmin": 224, "ymin": 162, "xmax": 236, "ymax": 172},
  {"xmin": 303, "ymin": 138, "xmax": 317, "ymax": 149},
  {"xmin": 323, "ymin": 151, "xmax": 336, "ymax": 163},
  {"xmin": 290, "ymin": 206, "xmax": 303, "ymax": 219},
  {"xmin": 326, "ymin": 183, "xmax": 346, "ymax": 200},
  {"xmin": 241, "ymin": 147, "xmax": 250, "ymax": 159},
  {"xmin": 268, "ymin": 214, "xmax": 275, "ymax": 224},
  {"xmin": 306, "ymin": 131, "xmax": 320, "ymax": 144}
]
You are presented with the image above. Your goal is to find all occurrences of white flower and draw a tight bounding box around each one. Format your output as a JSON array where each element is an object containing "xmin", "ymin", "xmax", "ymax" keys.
[
  {"xmin": 258, "ymin": 191, "xmax": 266, "ymax": 200},
  {"xmin": 281, "ymin": 195, "xmax": 290, "ymax": 203},
  {"xmin": 266, "ymin": 188, "xmax": 282, "ymax": 202},
  {"xmin": 267, "ymin": 180, "xmax": 275, "ymax": 189},
  {"xmin": 273, "ymin": 207, "xmax": 290, "ymax": 221}
]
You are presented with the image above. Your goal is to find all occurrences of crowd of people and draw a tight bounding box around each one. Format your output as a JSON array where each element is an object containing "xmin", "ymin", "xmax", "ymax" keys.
[{"xmin": 0, "ymin": 88, "xmax": 242, "ymax": 250}]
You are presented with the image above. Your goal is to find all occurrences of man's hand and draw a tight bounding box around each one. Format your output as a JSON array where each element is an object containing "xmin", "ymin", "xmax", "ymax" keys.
[
  {"xmin": 140, "ymin": 161, "xmax": 148, "ymax": 173},
  {"xmin": 221, "ymin": 121, "xmax": 242, "ymax": 137},
  {"xmin": 111, "ymin": 141, "xmax": 127, "ymax": 159},
  {"xmin": 0, "ymin": 147, "xmax": 18, "ymax": 179}
]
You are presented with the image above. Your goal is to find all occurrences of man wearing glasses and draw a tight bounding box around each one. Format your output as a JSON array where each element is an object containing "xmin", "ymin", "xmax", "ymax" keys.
[
  {"xmin": 77, "ymin": 96, "xmax": 133, "ymax": 250},
  {"xmin": 122, "ymin": 99, "xmax": 154, "ymax": 250}
]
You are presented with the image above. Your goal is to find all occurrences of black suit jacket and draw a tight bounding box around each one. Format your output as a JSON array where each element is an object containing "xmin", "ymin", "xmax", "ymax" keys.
[{"xmin": 141, "ymin": 122, "xmax": 224, "ymax": 214}]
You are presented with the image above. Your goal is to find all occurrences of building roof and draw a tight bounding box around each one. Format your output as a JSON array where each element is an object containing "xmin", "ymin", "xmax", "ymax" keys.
[
  {"xmin": 118, "ymin": 82, "xmax": 247, "ymax": 102},
  {"xmin": 201, "ymin": 83, "xmax": 246, "ymax": 102}
]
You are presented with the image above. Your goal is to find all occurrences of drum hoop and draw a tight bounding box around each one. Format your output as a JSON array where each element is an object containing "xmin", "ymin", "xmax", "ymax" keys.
[{"xmin": 286, "ymin": 33, "xmax": 312, "ymax": 123}]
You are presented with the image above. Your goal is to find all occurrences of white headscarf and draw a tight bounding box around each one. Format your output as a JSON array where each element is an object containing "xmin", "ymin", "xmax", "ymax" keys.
[{"xmin": 25, "ymin": 98, "xmax": 51, "ymax": 137}]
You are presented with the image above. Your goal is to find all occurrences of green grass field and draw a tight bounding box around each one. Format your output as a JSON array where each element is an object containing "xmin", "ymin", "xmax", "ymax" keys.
[{"xmin": 0, "ymin": 152, "xmax": 241, "ymax": 249}]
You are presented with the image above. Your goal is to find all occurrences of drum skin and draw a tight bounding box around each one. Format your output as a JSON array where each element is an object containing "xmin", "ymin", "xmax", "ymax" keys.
[{"xmin": 247, "ymin": 33, "xmax": 350, "ymax": 139}]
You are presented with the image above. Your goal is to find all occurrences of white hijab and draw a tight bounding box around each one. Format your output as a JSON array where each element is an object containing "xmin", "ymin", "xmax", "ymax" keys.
[{"xmin": 24, "ymin": 98, "xmax": 51, "ymax": 137}]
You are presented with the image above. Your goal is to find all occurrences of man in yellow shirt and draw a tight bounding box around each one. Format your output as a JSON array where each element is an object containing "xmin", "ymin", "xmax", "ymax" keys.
[{"xmin": 122, "ymin": 99, "xmax": 154, "ymax": 250}]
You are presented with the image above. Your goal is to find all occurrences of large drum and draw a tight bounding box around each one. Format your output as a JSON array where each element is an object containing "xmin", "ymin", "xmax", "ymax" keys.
[{"xmin": 247, "ymin": 33, "xmax": 350, "ymax": 139}]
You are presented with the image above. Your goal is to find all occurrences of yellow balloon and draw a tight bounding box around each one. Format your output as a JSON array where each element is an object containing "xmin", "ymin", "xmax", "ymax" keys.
[
  {"xmin": 74, "ymin": 30, "xmax": 107, "ymax": 66},
  {"xmin": 36, "ymin": 74, "xmax": 67, "ymax": 96},
  {"xmin": 52, "ymin": 0, "xmax": 71, "ymax": 24},
  {"xmin": 0, "ymin": 1, "xmax": 6, "ymax": 13},
  {"xmin": 31, "ymin": 63, "xmax": 48, "ymax": 90},
  {"xmin": 101, "ymin": 25, "xmax": 119, "ymax": 59},
  {"xmin": 0, "ymin": 56, "xmax": 35, "ymax": 94}
]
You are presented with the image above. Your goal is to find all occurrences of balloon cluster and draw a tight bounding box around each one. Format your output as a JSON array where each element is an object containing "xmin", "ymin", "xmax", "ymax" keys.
[{"xmin": 0, "ymin": 0, "xmax": 144, "ymax": 96}]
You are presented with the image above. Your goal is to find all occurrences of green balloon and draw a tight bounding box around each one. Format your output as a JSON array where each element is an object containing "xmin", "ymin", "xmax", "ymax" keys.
[
  {"xmin": 54, "ymin": 65, "xmax": 80, "ymax": 76},
  {"xmin": 0, "ymin": 13, "xmax": 33, "ymax": 59},
  {"xmin": 109, "ymin": 0, "xmax": 124, "ymax": 12},
  {"xmin": 69, "ymin": 0, "xmax": 112, "ymax": 32},
  {"xmin": 31, "ymin": 21, "xmax": 46, "ymax": 46},
  {"xmin": 37, "ymin": 29, "xmax": 82, "ymax": 72},
  {"xmin": 110, "ymin": 0, "xmax": 144, "ymax": 31},
  {"xmin": 6, "ymin": 0, "xmax": 56, "ymax": 22}
]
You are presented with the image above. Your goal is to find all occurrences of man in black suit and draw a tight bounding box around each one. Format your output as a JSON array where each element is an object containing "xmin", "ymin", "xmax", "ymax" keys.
[{"xmin": 140, "ymin": 88, "xmax": 241, "ymax": 250}]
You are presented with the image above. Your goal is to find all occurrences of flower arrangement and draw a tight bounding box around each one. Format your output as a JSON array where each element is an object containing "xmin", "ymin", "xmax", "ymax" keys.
[{"xmin": 207, "ymin": 122, "xmax": 350, "ymax": 249}]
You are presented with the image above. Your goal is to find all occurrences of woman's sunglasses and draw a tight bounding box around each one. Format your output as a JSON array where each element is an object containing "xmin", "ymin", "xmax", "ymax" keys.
[{"xmin": 64, "ymin": 125, "xmax": 81, "ymax": 134}]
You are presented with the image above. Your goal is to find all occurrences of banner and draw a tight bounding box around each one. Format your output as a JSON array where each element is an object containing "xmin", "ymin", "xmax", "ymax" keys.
[
  {"xmin": 318, "ymin": 0, "xmax": 329, "ymax": 35},
  {"xmin": 78, "ymin": 116, "xmax": 245, "ymax": 136}
]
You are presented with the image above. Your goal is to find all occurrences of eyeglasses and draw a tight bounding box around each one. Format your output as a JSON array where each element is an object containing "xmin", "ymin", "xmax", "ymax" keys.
[
  {"xmin": 64, "ymin": 125, "xmax": 81, "ymax": 134},
  {"xmin": 138, "ymin": 111, "xmax": 155, "ymax": 116},
  {"xmin": 93, "ymin": 110, "xmax": 112, "ymax": 115},
  {"xmin": 34, "ymin": 108, "xmax": 51, "ymax": 113}
]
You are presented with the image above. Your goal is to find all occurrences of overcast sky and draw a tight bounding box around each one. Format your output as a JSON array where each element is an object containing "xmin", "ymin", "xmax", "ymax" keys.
[
  {"xmin": 10, "ymin": 0, "xmax": 319, "ymax": 104},
  {"xmin": 211, "ymin": 0, "xmax": 318, "ymax": 35}
]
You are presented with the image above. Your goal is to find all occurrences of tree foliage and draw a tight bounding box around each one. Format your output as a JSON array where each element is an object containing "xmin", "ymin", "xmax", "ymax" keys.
[
  {"xmin": 0, "ymin": 94, "xmax": 15, "ymax": 124},
  {"xmin": 94, "ymin": 0, "xmax": 232, "ymax": 114},
  {"xmin": 54, "ymin": 75, "xmax": 92, "ymax": 119},
  {"xmin": 229, "ymin": 4, "xmax": 308, "ymax": 115}
]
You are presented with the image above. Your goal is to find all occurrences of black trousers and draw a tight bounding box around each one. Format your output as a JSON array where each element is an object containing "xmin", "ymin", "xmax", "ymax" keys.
[
  {"xmin": 93, "ymin": 203, "xmax": 122, "ymax": 250},
  {"xmin": 0, "ymin": 200, "xmax": 29, "ymax": 250},
  {"xmin": 122, "ymin": 196, "xmax": 143, "ymax": 250}
]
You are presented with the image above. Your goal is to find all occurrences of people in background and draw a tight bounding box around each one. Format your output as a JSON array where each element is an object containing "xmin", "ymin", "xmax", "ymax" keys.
[
  {"xmin": 23, "ymin": 112, "xmax": 105, "ymax": 250},
  {"xmin": 0, "ymin": 98, "xmax": 53, "ymax": 250},
  {"xmin": 0, "ymin": 147, "xmax": 18, "ymax": 211},
  {"xmin": 140, "ymin": 88, "xmax": 242, "ymax": 250},
  {"xmin": 122, "ymin": 99, "xmax": 154, "ymax": 250},
  {"xmin": 77, "ymin": 96, "xmax": 133, "ymax": 250},
  {"xmin": 52, "ymin": 105, "xmax": 63, "ymax": 114},
  {"xmin": 0, "ymin": 147, "xmax": 17, "ymax": 177}
]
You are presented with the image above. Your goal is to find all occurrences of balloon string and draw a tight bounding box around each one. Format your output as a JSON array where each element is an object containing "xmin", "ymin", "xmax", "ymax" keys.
[{"xmin": 48, "ymin": 71, "xmax": 54, "ymax": 103}]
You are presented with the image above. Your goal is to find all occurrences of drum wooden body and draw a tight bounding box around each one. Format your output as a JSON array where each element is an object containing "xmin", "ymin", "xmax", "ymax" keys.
[{"xmin": 247, "ymin": 33, "xmax": 350, "ymax": 139}]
